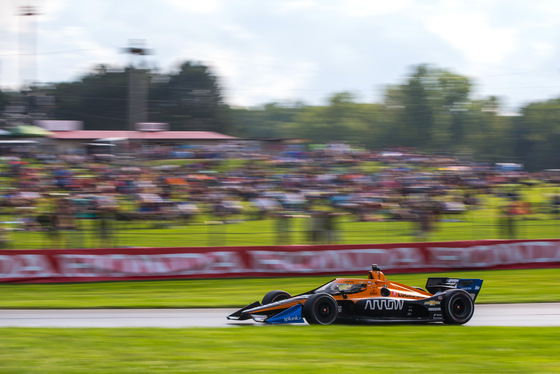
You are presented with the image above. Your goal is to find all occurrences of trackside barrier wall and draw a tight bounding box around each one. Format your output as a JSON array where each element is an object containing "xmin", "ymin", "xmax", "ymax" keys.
[{"xmin": 1, "ymin": 239, "xmax": 560, "ymax": 283}]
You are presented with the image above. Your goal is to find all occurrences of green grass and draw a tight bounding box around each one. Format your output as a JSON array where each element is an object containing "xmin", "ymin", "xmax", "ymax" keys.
[
  {"xmin": 0, "ymin": 326, "xmax": 559, "ymax": 373},
  {"xmin": 1, "ymin": 268, "xmax": 559, "ymax": 309}
]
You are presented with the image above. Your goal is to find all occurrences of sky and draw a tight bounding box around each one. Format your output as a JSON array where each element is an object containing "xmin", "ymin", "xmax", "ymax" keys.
[{"xmin": 2, "ymin": 0, "xmax": 560, "ymax": 113}]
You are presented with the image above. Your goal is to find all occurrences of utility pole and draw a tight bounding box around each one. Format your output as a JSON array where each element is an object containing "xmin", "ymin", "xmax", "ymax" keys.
[
  {"xmin": 19, "ymin": 5, "xmax": 40, "ymax": 90},
  {"xmin": 122, "ymin": 40, "xmax": 152, "ymax": 132}
]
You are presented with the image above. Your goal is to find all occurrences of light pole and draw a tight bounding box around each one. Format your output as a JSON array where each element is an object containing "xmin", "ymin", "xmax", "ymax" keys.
[
  {"xmin": 121, "ymin": 40, "xmax": 153, "ymax": 158},
  {"xmin": 19, "ymin": 5, "xmax": 40, "ymax": 90},
  {"xmin": 122, "ymin": 40, "xmax": 152, "ymax": 132}
]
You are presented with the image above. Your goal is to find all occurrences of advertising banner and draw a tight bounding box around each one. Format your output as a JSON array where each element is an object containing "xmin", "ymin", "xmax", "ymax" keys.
[{"xmin": 1, "ymin": 239, "xmax": 559, "ymax": 283}]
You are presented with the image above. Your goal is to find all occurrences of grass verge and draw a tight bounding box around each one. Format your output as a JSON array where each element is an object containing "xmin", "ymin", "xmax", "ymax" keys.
[
  {"xmin": 0, "ymin": 326, "xmax": 559, "ymax": 373},
  {"xmin": 1, "ymin": 268, "xmax": 559, "ymax": 308}
]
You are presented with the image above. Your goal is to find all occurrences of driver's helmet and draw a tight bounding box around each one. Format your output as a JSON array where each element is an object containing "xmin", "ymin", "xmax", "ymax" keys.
[
  {"xmin": 333, "ymin": 282, "xmax": 367, "ymax": 294},
  {"xmin": 329, "ymin": 283, "xmax": 342, "ymax": 292},
  {"xmin": 348, "ymin": 283, "xmax": 367, "ymax": 293}
]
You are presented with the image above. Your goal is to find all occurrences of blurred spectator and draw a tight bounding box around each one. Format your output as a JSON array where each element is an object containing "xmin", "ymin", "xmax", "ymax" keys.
[
  {"xmin": 551, "ymin": 192, "xmax": 560, "ymax": 219},
  {"xmin": 53, "ymin": 197, "xmax": 77, "ymax": 248},
  {"xmin": 176, "ymin": 200, "xmax": 200, "ymax": 224},
  {"xmin": 498, "ymin": 201, "xmax": 517, "ymax": 239},
  {"xmin": 0, "ymin": 142, "xmax": 554, "ymax": 249},
  {"xmin": 93, "ymin": 193, "xmax": 117, "ymax": 247}
]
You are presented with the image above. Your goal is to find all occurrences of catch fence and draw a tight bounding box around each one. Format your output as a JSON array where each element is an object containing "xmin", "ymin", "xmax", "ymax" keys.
[{"xmin": 3, "ymin": 211, "xmax": 560, "ymax": 250}]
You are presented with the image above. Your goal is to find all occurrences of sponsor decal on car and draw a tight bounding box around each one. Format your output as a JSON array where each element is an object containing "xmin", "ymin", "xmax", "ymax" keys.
[
  {"xmin": 364, "ymin": 299, "xmax": 405, "ymax": 310},
  {"xmin": 424, "ymin": 300, "xmax": 441, "ymax": 306},
  {"xmin": 390, "ymin": 291, "xmax": 423, "ymax": 299}
]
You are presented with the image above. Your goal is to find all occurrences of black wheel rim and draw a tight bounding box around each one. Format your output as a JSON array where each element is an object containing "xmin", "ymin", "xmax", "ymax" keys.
[
  {"xmin": 318, "ymin": 302, "xmax": 331, "ymax": 318},
  {"xmin": 314, "ymin": 300, "xmax": 335, "ymax": 324},
  {"xmin": 451, "ymin": 297, "xmax": 468, "ymax": 318}
]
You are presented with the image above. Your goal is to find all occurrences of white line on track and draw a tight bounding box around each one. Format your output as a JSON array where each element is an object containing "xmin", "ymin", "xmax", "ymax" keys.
[{"xmin": 0, "ymin": 303, "xmax": 558, "ymax": 328}]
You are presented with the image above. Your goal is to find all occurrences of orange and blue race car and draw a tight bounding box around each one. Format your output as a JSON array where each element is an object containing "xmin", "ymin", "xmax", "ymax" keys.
[{"xmin": 227, "ymin": 265, "xmax": 483, "ymax": 325}]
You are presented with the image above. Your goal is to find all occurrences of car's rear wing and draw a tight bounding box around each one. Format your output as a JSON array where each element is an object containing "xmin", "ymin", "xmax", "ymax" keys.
[{"xmin": 426, "ymin": 278, "xmax": 483, "ymax": 301}]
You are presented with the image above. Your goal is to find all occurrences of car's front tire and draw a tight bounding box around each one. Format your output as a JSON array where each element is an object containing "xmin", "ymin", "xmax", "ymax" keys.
[
  {"xmin": 262, "ymin": 290, "xmax": 291, "ymax": 304},
  {"xmin": 441, "ymin": 289, "xmax": 474, "ymax": 324},
  {"xmin": 303, "ymin": 293, "xmax": 338, "ymax": 325}
]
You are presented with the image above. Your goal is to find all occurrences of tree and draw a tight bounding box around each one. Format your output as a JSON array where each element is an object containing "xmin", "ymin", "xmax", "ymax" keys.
[
  {"xmin": 50, "ymin": 61, "xmax": 232, "ymax": 132},
  {"xmin": 290, "ymin": 92, "xmax": 372, "ymax": 144},
  {"xmin": 0, "ymin": 89, "xmax": 8, "ymax": 114},
  {"xmin": 230, "ymin": 101, "xmax": 305, "ymax": 139},
  {"xmin": 51, "ymin": 65, "xmax": 128, "ymax": 130},
  {"xmin": 382, "ymin": 64, "xmax": 473, "ymax": 151},
  {"xmin": 403, "ymin": 65, "xmax": 435, "ymax": 147},
  {"xmin": 458, "ymin": 97, "xmax": 514, "ymax": 162},
  {"xmin": 149, "ymin": 62, "xmax": 231, "ymax": 133},
  {"xmin": 514, "ymin": 99, "xmax": 560, "ymax": 170}
]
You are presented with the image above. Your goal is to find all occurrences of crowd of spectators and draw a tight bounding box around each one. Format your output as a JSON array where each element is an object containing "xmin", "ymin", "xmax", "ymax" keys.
[{"xmin": 0, "ymin": 142, "xmax": 557, "ymax": 248}]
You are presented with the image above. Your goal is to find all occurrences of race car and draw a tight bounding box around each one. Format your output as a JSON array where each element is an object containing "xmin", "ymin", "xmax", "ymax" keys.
[{"xmin": 227, "ymin": 265, "xmax": 483, "ymax": 325}]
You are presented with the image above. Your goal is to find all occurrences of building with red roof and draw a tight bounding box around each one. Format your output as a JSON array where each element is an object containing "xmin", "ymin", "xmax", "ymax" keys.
[
  {"xmin": 49, "ymin": 130, "xmax": 239, "ymax": 153},
  {"xmin": 51, "ymin": 130, "xmax": 237, "ymax": 142}
]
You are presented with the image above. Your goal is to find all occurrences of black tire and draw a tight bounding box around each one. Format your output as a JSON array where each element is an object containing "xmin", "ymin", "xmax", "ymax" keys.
[
  {"xmin": 303, "ymin": 293, "xmax": 338, "ymax": 325},
  {"xmin": 262, "ymin": 290, "xmax": 291, "ymax": 304},
  {"xmin": 441, "ymin": 289, "xmax": 474, "ymax": 324}
]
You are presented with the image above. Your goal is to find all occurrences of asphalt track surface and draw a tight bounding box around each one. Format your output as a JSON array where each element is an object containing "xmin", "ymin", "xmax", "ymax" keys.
[{"xmin": 0, "ymin": 303, "xmax": 559, "ymax": 328}]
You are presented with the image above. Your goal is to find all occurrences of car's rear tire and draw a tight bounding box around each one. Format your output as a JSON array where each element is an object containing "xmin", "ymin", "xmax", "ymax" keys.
[
  {"xmin": 441, "ymin": 289, "xmax": 474, "ymax": 324},
  {"xmin": 262, "ymin": 290, "xmax": 291, "ymax": 304},
  {"xmin": 303, "ymin": 293, "xmax": 338, "ymax": 325}
]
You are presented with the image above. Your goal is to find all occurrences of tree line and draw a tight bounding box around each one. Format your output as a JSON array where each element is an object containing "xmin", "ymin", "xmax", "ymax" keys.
[
  {"xmin": 232, "ymin": 64, "xmax": 560, "ymax": 171},
  {"xmin": 1, "ymin": 62, "xmax": 559, "ymax": 171}
]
